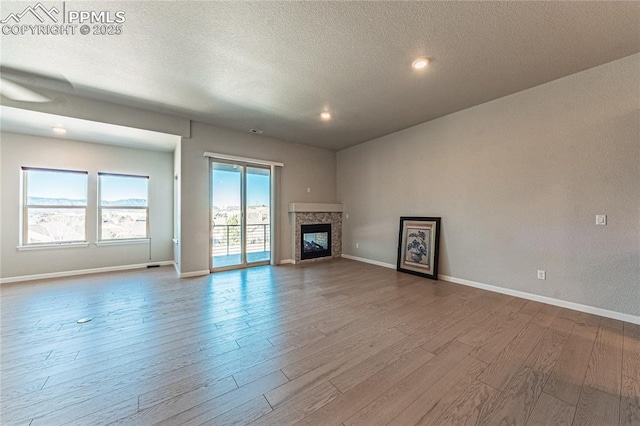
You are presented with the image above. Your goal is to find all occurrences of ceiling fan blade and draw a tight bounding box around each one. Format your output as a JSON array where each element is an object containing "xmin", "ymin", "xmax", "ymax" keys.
[
  {"xmin": 0, "ymin": 65, "xmax": 74, "ymax": 93},
  {"xmin": 0, "ymin": 78, "xmax": 51, "ymax": 102}
]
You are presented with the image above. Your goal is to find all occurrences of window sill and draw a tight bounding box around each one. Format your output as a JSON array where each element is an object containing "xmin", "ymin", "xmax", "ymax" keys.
[
  {"xmin": 17, "ymin": 242, "xmax": 89, "ymax": 251},
  {"xmin": 95, "ymin": 239, "xmax": 150, "ymax": 247}
]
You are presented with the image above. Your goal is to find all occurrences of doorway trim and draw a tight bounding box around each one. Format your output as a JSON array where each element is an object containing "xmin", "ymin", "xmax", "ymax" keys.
[{"xmin": 204, "ymin": 152, "xmax": 284, "ymax": 168}]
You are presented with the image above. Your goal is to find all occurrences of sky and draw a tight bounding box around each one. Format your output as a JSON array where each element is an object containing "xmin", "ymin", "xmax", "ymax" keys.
[
  {"xmin": 100, "ymin": 175, "xmax": 148, "ymax": 203},
  {"xmin": 26, "ymin": 167, "xmax": 268, "ymax": 206},
  {"xmin": 26, "ymin": 170, "xmax": 148, "ymax": 203},
  {"xmin": 211, "ymin": 168, "xmax": 270, "ymax": 207},
  {"xmin": 27, "ymin": 170, "xmax": 87, "ymax": 201}
]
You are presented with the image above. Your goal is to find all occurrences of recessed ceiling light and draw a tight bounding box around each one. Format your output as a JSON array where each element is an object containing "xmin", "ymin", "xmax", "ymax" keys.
[
  {"xmin": 52, "ymin": 126, "xmax": 67, "ymax": 134},
  {"xmin": 320, "ymin": 112, "xmax": 332, "ymax": 121},
  {"xmin": 412, "ymin": 57, "xmax": 430, "ymax": 69}
]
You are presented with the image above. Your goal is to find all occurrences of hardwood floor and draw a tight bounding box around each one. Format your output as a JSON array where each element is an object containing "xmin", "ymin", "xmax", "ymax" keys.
[{"xmin": 1, "ymin": 259, "xmax": 638, "ymax": 425}]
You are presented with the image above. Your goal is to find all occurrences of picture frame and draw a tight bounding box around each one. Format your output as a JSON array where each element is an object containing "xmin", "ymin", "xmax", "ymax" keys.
[{"xmin": 397, "ymin": 216, "xmax": 441, "ymax": 280}]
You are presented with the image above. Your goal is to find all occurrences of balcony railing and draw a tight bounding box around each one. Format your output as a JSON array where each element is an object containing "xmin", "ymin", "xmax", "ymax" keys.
[{"xmin": 211, "ymin": 224, "xmax": 270, "ymax": 256}]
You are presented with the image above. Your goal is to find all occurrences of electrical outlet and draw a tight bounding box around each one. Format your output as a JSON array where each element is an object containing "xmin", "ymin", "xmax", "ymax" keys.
[
  {"xmin": 307, "ymin": 187, "xmax": 311, "ymax": 193},
  {"xmin": 596, "ymin": 215, "xmax": 607, "ymax": 225},
  {"xmin": 345, "ymin": 213, "xmax": 349, "ymax": 219},
  {"xmin": 537, "ymin": 270, "xmax": 546, "ymax": 280},
  {"xmin": 355, "ymin": 243, "xmax": 359, "ymax": 249}
]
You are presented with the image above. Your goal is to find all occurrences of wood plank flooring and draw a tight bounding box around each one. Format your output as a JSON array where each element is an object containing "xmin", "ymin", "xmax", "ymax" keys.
[{"xmin": 1, "ymin": 259, "xmax": 638, "ymax": 425}]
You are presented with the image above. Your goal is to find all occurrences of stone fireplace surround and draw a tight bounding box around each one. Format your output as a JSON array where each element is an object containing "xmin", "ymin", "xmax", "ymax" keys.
[{"xmin": 289, "ymin": 203, "xmax": 343, "ymax": 263}]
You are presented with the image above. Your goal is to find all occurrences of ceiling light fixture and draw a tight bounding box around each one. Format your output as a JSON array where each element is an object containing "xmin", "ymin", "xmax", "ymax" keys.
[
  {"xmin": 320, "ymin": 112, "xmax": 332, "ymax": 121},
  {"xmin": 412, "ymin": 57, "xmax": 430, "ymax": 69},
  {"xmin": 52, "ymin": 126, "xmax": 67, "ymax": 134}
]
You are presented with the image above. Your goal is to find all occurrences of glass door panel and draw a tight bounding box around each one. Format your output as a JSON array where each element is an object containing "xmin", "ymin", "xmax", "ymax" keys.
[
  {"xmin": 246, "ymin": 167, "xmax": 270, "ymax": 264},
  {"xmin": 211, "ymin": 162, "xmax": 243, "ymax": 269}
]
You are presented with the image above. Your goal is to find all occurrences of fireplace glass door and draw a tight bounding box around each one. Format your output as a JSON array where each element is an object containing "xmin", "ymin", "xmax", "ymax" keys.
[
  {"xmin": 301, "ymin": 223, "xmax": 331, "ymax": 260},
  {"xmin": 210, "ymin": 161, "xmax": 271, "ymax": 270}
]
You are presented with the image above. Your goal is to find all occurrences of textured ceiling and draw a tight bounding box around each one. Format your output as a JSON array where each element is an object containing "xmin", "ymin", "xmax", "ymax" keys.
[{"xmin": 1, "ymin": 1, "xmax": 639, "ymax": 151}]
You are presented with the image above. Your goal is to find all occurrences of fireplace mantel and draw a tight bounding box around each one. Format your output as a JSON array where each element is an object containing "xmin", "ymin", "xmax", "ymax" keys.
[{"xmin": 289, "ymin": 203, "xmax": 343, "ymax": 213}]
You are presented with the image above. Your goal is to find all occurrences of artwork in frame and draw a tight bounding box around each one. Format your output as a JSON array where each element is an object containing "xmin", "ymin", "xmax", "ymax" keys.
[{"xmin": 397, "ymin": 216, "xmax": 441, "ymax": 280}]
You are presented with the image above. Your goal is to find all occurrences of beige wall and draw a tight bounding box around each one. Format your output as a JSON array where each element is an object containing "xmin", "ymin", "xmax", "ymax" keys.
[
  {"xmin": 337, "ymin": 53, "xmax": 640, "ymax": 317},
  {"xmin": 0, "ymin": 132, "xmax": 174, "ymax": 279},
  {"xmin": 179, "ymin": 122, "xmax": 337, "ymax": 274}
]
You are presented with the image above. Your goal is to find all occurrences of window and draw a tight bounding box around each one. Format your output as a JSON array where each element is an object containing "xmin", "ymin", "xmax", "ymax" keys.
[
  {"xmin": 98, "ymin": 173, "xmax": 149, "ymax": 241},
  {"xmin": 22, "ymin": 168, "xmax": 88, "ymax": 245}
]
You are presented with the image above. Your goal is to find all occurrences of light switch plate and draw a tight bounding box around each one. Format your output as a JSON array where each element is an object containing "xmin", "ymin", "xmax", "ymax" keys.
[{"xmin": 596, "ymin": 215, "xmax": 607, "ymax": 225}]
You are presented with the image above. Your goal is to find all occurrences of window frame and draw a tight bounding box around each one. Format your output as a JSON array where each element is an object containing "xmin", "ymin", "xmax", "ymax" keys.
[
  {"xmin": 21, "ymin": 167, "xmax": 89, "ymax": 246},
  {"xmin": 97, "ymin": 172, "xmax": 150, "ymax": 242}
]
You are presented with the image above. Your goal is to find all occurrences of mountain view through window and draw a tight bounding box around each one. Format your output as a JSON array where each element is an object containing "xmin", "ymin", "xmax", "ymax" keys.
[{"xmin": 23, "ymin": 168, "xmax": 88, "ymax": 244}]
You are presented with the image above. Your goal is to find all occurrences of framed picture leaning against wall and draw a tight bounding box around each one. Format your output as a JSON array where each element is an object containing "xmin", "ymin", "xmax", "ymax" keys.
[{"xmin": 397, "ymin": 216, "xmax": 441, "ymax": 280}]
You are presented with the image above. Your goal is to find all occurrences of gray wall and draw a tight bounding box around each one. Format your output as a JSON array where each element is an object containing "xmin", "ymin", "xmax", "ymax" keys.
[
  {"xmin": 179, "ymin": 122, "xmax": 337, "ymax": 274},
  {"xmin": 0, "ymin": 132, "xmax": 174, "ymax": 279},
  {"xmin": 337, "ymin": 53, "xmax": 640, "ymax": 317}
]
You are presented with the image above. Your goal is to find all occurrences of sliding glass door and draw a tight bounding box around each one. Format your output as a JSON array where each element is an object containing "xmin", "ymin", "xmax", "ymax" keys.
[
  {"xmin": 210, "ymin": 161, "xmax": 270, "ymax": 270},
  {"xmin": 211, "ymin": 162, "xmax": 243, "ymax": 269},
  {"xmin": 246, "ymin": 167, "xmax": 271, "ymax": 263}
]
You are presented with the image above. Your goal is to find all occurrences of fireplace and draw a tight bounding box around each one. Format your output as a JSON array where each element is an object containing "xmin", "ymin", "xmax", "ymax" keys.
[
  {"xmin": 301, "ymin": 223, "xmax": 332, "ymax": 260},
  {"xmin": 289, "ymin": 203, "xmax": 342, "ymax": 263}
]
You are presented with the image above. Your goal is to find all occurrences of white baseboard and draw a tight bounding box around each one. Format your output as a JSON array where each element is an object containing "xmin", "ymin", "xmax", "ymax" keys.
[
  {"xmin": 179, "ymin": 270, "xmax": 210, "ymax": 278},
  {"xmin": 279, "ymin": 259, "xmax": 295, "ymax": 265},
  {"xmin": 341, "ymin": 254, "xmax": 640, "ymax": 325},
  {"xmin": 341, "ymin": 254, "xmax": 396, "ymax": 270},
  {"xmin": 0, "ymin": 261, "xmax": 175, "ymax": 284},
  {"xmin": 437, "ymin": 275, "xmax": 640, "ymax": 325}
]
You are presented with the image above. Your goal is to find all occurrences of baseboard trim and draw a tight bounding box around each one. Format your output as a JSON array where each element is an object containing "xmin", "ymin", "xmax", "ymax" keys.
[
  {"xmin": 439, "ymin": 274, "xmax": 640, "ymax": 326},
  {"xmin": 341, "ymin": 254, "xmax": 639, "ymax": 325},
  {"xmin": 0, "ymin": 261, "xmax": 175, "ymax": 284},
  {"xmin": 179, "ymin": 270, "xmax": 210, "ymax": 278},
  {"xmin": 341, "ymin": 254, "xmax": 396, "ymax": 270},
  {"xmin": 279, "ymin": 259, "xmax": 295, "ymax": 265}
]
